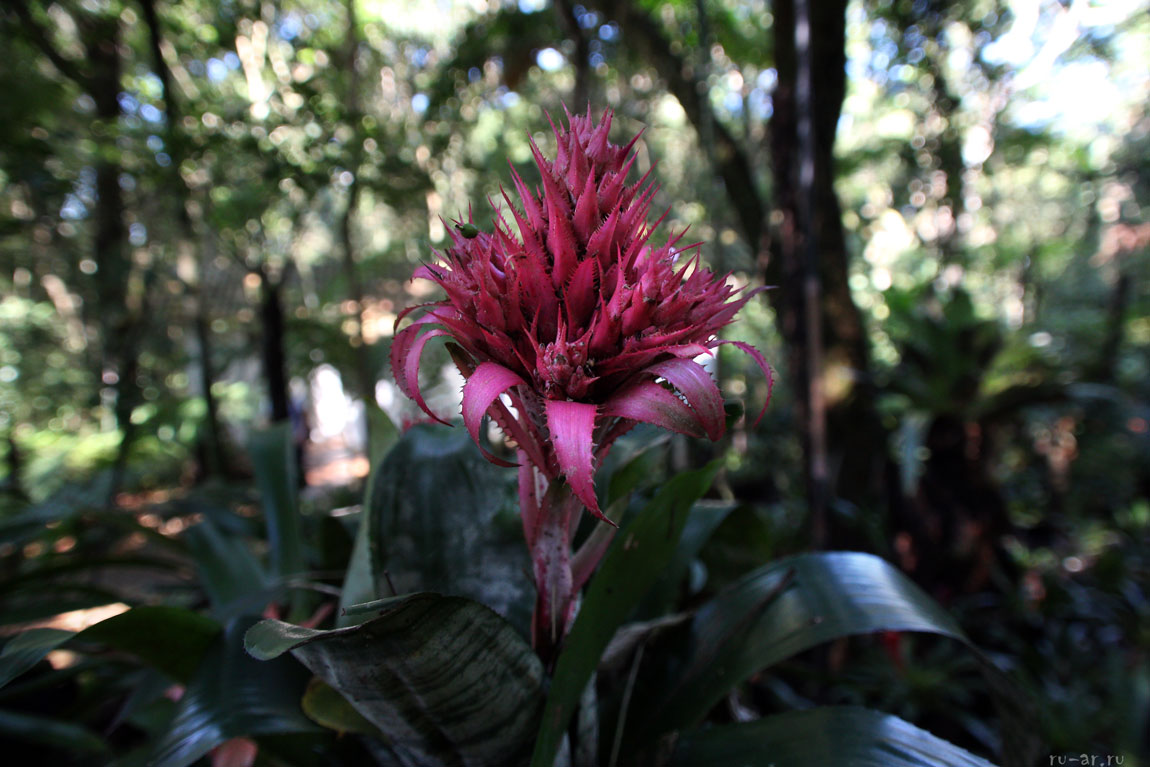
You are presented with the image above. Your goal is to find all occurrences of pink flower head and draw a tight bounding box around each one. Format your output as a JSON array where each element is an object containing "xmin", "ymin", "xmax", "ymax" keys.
[{"xmin": 391, "ymin": 108, "xmax": 771, "ymax": 523}]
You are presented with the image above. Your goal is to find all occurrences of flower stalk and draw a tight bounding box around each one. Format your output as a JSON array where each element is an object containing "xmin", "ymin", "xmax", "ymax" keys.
[{"xmin": 392, "ymin": 108, "xmax": 772, "ymax": 664}]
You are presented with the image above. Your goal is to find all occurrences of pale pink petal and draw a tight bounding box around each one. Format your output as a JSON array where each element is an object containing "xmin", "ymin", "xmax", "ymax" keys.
[
  {"xmin": 389, "ymin": 318, "xmax": 452, "ymax": 425},
  {"xmin": 462, "ymin": 362, "xmax": 527, "ymax": 468},
  {"xmin": 545, "ymin": 399, "xmax": 609, "ymax": 523},
  {"xmin": 392, "ymin": 299, "xmax": 445, "ymax": 333},
  {"xmin": 602, "ymin": 381, "xmax": 706, "ymax": 439},
  {"xmin": 648, "ymin": 358, "xmax": 725, "ymax": 440}
]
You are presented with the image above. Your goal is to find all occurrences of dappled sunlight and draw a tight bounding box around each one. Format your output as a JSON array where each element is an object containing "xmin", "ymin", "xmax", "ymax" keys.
[{"xmin": 2, "ymin": 603, "xmax": 130, "ymax": 637}]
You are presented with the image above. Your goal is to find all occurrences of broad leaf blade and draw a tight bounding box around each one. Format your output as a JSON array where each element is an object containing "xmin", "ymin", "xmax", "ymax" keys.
[
  {"xmin": 151, "ymin": 616, "xmax": 319, "ymax": 767},
  {"xmin": 366, "ymin": 401, "xmax": 401, "ymax": 469},
  {"xmin": 0, "ymin": 607, "xmax": 219, "ymax": 691},
  {"xmin": 336, "ymin": 508, "xmax": 375, "ymax": 627},
  {"xmin": 668, "ymin": 706, "xmax": 998, "ymax": 767},
  {"xmin": 249, "ymin": 423, "xmax": 305, "ymax": 580},
  {"xmin": 636, "ymin": 499, "xmax": 737, "ymax": 618},
  {"xmin": 626, "ymin": 551, "xmax": 967, "ymax": 747},
  {"xmin": 246, "ymin": 592, "xmax": 545, "ymax": 767},
  {"xmin": 0, "ymin": 708, "xmax": 108, "ymax": 755},
  {"xmin": 368, "ymin": 425, "xmax": 531, "ymax": 630},
  {"xmin": 530, "ymin": 461, "xmax": 721, "ymax": 767},
  {"xmin": 78, "ymin": 605, "xmax": 221, "ymax": 684},
  {"xmin": 185, "ymin": 519, "xmax": 269, "ymax": 619},
  {"xmin": 0, "ymin": 629, "xmax": 73, "ymax": 689}
]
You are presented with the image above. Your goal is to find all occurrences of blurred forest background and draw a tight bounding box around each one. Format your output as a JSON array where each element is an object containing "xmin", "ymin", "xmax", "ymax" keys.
[{"xmin": 0, "ymin": 0, "xmax": 1148, "ymax": 762}]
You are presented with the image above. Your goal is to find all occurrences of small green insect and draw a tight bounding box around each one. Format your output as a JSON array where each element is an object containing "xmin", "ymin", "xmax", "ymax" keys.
[{"xmin": 455, "ymin": 223, "xmax": 480, "ymax": 239}]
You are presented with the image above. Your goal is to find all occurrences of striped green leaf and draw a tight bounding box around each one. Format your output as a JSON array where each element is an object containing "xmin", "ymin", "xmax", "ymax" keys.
[
  {"xmin": 246, "ymin": 591, "xmax": 545, "ymax": 767},
  {"xmin": 366, "ymin": 425, "xmax": 532, "ymax": 632}
]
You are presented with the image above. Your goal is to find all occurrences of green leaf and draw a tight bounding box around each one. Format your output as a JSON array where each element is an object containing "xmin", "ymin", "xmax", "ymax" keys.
[
  {"xmin": 249, "ymin": 423, "xmax": 305, "ymax": 580},
  {"xmin": 366, "ymin": 402, "xmax": 401, "ymax": 469},
  {"xmin": 185, "ymin": 518, "xmax": 269, "ymax": 619},
  {"xmin": 636, "ymin": 499, "xmax": 737, "ymax": 618},
  {"xmin": 530, "ymin": 461, "xmax": 721, "ymax": 767},
  {"xmin": 300, "ymin": 677, "xmax": 381, "ymax": 736},
  {"xmin": 150, "ymin": 616, "xmax": 320, "ymax": 767},
  {"xmin": 600, "ymin": 424, "xmax": 670, "ymax": 506},
  {"xmin": 78, "ymin": 605, "xmax": 221, "ymax": 684},
  {"xmin": 0, "ymin": 708, "xmax": 108, "ymax": 754},
  {"xmin": 621, "ymin": 551, "xmax": 987, "ymax": 752},
  {"xmin": 336, "ymin": 508, "xmax": 375, "ymax": 627},
  {"xmin": 246, "ymin": 592, "xmax": 545, "ymax": 767},
  {"xmin": 668, "ymin": 706, "xmax": 998, "ymax": 767},
  {"xmin": 0, "ymin": 554, "xmax": 183, "ymax": 595},
  {"xmin": 368, "ymin": 425, "xmax": 531, "ymax": 630},
  {"xmin": 0, "ymin": 607, "xmax": 219, "ymax": 691},
  {"xmin": 0, "ymin": 628, "xmax": 73, "ymax": 689},
  {"xmin": 337, "ymin": 410, "xmax": 399, "ymax": 628}
]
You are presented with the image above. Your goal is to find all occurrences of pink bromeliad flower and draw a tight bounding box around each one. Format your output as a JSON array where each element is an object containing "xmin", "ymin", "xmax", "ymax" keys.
[{"xmin": 391, "ymin": 108, "xmax": 771, "ymax": 660}]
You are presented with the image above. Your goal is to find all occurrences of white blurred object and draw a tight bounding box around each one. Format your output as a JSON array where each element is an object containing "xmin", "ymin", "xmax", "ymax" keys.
[{"xmin": 309, "ymin": 364, "xmax": 353, "ymax": 440}]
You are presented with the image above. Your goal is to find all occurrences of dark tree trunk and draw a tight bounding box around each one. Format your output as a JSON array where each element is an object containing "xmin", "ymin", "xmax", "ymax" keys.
[
  {"xmin": 79, "ymin": 13, "xmax": 144, "ymax": 504},
  {"xmin": 259, "ymin": 271, "xmax": 291, "ymax": 424},
  {"xmin": 770, "ymin": 0, "xmax": 887, "ymax": 538},
  {"xmin": 3, "ymin": 432, "xmax": 27, "ymax": 502}
]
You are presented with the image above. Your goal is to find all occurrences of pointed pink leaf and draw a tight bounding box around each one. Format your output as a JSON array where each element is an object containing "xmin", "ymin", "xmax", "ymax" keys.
[
  {"xmin": 545, "ymin": 399, "xmax": 610, "ymax": 523},
  {"xmin": 598, "ymin": 154, "xmax": 636, "ymax": 214},
  {"xmin": 392, "ymin": 300, "xmax": 445, "ymax": 333},
  {"xmin": 389, "ymin": 319, "xmax": 452, "ymax": 425},
  {"xmin": 573, "ymin": 171, "xmax": 599, "ymax": 242},
  {"xmin": 594, "ymin": 340, "xmax": 706, "ymax": 377},
  {"xmin": 602, "ymin": 381, "xmax": 706, "ymax": 439},
  {"xmin": 412, "ymin": 264, "xmax": 448, "ymax": 282},
  {"xmin": 462, "ymin": 362, "xmax": 527, "ymax": 468},
  {"xmin": 718, "ymin": 340, "xmax": 774, "ymax": 426},
  {"xmin": 509, "ymin": 164, "xmax": 545, "ymax": 231},
  {"xmin": 586, "ymin": 207, "xmax": 620, "ymax": 267},
  {"xmin": 648, "ymin": 358, "xmax": 724, "ymax": 441},
  {"xmin": 565, "ymin": 257, "xmax": 599, "ymax": 330}
]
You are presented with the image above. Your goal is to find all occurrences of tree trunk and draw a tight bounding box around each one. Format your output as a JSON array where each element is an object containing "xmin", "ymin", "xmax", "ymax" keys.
[
  {"xmin": 140, "ymin": 0, "xmax": 228, "ymax": 478},
  {"xmin": 259, "ymin": 270, "xmax": 292, "ymax": 424},
  {"xmin": 770, "ymin": 0, "xmax": 887, "ymax": 537},
  {"xmin": 3, "ymin": 431, "xmax": 27, "ymax": 502},
  {"xmin": 80, "ymin": 13, "xmax": 142, "ymax": 504},
  {"xmin": 339, "ymin": 0, "xmax": 377, "ymax": 446}
]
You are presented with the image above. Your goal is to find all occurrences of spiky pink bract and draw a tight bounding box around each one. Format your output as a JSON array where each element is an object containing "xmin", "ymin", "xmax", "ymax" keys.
[
  {"xmin": 391, "ymin": 108, "xmax": 772, "ymax": 659},
  {"xmin": 392, "ymin": 108, "xmax": 771, "ymax": 514}
]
